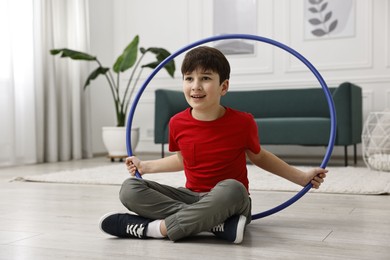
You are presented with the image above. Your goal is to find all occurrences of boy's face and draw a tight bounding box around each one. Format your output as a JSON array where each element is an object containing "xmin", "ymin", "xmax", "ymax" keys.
[{"xmin": 182, "ymin": 68, "xmax": 229, "ymax": 113}]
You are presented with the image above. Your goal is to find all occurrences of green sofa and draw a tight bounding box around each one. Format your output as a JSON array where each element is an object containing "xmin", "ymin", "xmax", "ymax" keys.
[{"xmin": 154, "ymin": 82, "xmax": 362, "ymax": 166}]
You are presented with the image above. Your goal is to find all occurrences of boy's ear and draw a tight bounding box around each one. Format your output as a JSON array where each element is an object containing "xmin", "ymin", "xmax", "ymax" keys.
[{"xmin": 220, "ymin": 80, "xmax": 229, "ymax": 96}]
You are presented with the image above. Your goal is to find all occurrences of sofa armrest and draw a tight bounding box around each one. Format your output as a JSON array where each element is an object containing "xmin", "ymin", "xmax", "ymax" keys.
[
  {"xmin": 332, "ymin": 82, "xmax": 363, "ymax": 145},
  {"xmin": 154, "ymin": 89, "xmax": 188, "ymax": 144}
]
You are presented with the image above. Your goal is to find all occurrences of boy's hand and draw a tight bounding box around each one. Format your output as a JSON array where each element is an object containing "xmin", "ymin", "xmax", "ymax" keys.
[
  {"xmin": 125, "ymin": 156, "xmax": 143, "ymax": 176},
  {"xmin": 305, "ymin": 168, "xmax": 328, "ymax": 189}
]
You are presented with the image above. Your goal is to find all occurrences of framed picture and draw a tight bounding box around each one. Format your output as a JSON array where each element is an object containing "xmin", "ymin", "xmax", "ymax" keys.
[
  {"xmin": 213, "ymin": 0, "xmax": 257, "ymax": 55},
  {"xmin": 304, "ymin": 0, "xmax": 355, "ymax": 40}
]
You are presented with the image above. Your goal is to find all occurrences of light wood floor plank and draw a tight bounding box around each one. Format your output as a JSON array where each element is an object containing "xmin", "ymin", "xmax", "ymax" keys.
[{"xmin": 1, "ymin": 156, "xmax": 389, "ymax": 259}]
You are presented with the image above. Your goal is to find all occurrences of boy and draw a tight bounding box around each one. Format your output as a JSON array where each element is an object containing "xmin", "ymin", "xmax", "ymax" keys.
[{"xmin": 99, "ymin": 46, "xmax": 327, "ymax": 244}]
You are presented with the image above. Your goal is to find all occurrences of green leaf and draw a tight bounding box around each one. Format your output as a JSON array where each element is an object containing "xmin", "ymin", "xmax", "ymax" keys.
[
  {"xmin": 164, "ymin": 60, "xmax": 176, "ymax": 77},
  {"xmin": 113, "ymin": 35, "xmax": 139, "ymax": 73},
  {"xmin": 142, "ymin": 60, "xmax": 175, "ymax": 78},
  {"xmin": 146, "ymin": 47, "xmax": 170, "ymax": 62},
  {"xmin": 84, "ymin": 67, "xmax": 110, "ymax": 89},
  {"xmin": 113, "ymin": 55, "xmax": 123, "ymax": 73},
  {"xmin": 141, "ymin": 47, "xmax": 175, "ymax": 77},
  {"xmin": 50, "ymin": 48, "xmax": 96, "ymax": 61}
]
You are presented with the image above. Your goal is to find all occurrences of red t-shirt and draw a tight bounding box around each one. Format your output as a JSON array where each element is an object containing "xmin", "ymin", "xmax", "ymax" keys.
[{"xmin": 169, "ymin": 107, "xmax": 261, "ymax": 192}]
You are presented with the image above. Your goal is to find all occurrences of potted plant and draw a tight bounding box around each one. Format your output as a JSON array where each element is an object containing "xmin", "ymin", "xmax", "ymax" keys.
[{"xmin": 51, "ymin": 35, "xmax": 175, "ymax": 160}]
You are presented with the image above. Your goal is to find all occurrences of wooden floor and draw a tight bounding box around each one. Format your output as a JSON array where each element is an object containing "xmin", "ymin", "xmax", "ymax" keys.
[{"xmin": 0, "ymin": 155, "xmax": 389, "ymax": 260}]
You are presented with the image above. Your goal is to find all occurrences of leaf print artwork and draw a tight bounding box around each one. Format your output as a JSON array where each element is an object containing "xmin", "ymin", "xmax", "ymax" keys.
[{"xmin": 307, "ymin": 0, "xmax": 338, "ymax": 37}]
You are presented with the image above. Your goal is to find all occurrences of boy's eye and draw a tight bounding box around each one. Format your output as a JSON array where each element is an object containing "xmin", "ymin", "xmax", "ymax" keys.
[{"xmin": 184, "ymin": 76, "xmax": 193, "ymax": 81}]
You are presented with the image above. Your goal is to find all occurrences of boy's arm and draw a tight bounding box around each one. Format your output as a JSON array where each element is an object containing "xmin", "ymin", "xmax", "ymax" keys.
[
  {"xmin": 246, "ymin": 149, "xmax": 327, "ymax": 188},
  {"xmin": 126, "ymin": 152, "xmax": 184, "ymax": 176}
]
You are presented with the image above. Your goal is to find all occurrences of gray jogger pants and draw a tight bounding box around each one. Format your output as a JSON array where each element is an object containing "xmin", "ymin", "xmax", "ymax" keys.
[{"xmin": 119, "ymin": 178, "xmax": 252, "ymax": 241}]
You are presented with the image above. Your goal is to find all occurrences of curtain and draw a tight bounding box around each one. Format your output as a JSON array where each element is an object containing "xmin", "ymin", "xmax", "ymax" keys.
[
  {"xmin": 0, "ymin": 0, "xmax": 92, "ymax": 167},
  {"xmin": 0, "ymin": 0, "xmax": 37, "ymax": 166},
  {"xmin": 34, "ymin": 0, "xmax": 93, "ymax": 163}
]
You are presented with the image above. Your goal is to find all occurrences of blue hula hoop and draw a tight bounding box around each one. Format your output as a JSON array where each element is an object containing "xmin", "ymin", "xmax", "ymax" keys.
[{"xmin": 126, "ymin": 34, "xmax": 337, "ymax": 220}]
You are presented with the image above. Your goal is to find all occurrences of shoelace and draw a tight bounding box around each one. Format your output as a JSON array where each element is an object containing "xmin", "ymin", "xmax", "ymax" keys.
[
  {"xmin": 126, "ymin": 223, "xmax": 145, "ymax": 238},
  {"xmin": 211, "ymin": 223, "xmax": 225, "ymax": 233}
]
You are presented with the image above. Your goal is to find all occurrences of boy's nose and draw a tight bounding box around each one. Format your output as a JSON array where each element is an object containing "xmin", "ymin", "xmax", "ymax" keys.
[{"xmin": 191, "ymin": 80, "xmax": 202, "ymax": 90}]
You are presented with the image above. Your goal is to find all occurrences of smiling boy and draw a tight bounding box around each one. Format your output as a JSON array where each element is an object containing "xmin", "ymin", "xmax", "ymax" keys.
[{"xmin": 99, "ymin": 46, "xmax": 327, "ymax": 244}]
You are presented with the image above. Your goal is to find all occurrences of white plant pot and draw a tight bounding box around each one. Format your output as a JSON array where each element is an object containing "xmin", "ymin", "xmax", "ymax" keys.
[{"xmin": 102, "ymin": 126, "xmax": 139, "ymax": 157}]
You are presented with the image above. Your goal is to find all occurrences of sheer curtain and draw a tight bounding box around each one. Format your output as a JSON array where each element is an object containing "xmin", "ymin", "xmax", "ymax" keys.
[
  {"xmin": 0, "ymin": 0, "xmax": 37, "ymax": 166},
  {"xmin": 34, "ymin": 0, "xmax": 93, "ymax": 163},
  {"xmin": 0, "ymin": 0, "xmax": 92, "ymax": 167}
]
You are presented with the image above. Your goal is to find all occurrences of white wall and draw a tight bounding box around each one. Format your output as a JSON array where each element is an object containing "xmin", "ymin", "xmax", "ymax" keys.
[{"xmin": 89, "ymin": 0, "xmax": 390, "ymax": 159}]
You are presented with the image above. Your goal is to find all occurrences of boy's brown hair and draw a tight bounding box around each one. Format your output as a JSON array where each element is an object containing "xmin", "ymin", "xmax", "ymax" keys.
[{"xmin": 181, "ymin": 46, "xmax": 230, "ymax": 84}]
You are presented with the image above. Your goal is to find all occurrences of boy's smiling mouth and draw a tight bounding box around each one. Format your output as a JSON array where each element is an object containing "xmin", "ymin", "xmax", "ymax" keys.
[{"xmin": 191, "ymin": 94, "xmax": 206, "ymax": 99}]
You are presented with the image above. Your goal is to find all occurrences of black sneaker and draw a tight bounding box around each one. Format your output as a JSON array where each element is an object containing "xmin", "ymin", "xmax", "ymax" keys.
[
  {"xmin": 211, "ymin": 215, "xmax": 247, "ymax": 244},
  {"xmin": 99, "ymin": 212, "xmax": 151, "ymax": 239}
]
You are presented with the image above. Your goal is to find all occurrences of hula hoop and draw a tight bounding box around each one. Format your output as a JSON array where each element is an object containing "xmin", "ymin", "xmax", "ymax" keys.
[{"xmin": 126, "ymin": 34, "xmax": 337, "ymax": 220}]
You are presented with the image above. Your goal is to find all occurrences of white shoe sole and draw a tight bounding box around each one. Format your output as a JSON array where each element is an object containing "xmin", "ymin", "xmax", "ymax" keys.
[{"xmin": 233, "ymin": 215, "xmax": 247, "ymax": 244}]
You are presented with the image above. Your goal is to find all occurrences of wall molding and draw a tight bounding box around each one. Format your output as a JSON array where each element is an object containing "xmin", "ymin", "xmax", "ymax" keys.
[
  {"xmin": 386, "ymin": 0, "xmax": 390, "ymax": 68},
  {"xmin": 90, "ymin": 0, "xmax": 390, "ymax": 155},
  {"xmin": 362, "ymin": 90, "xmax": 374, "ymax": 119}
]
